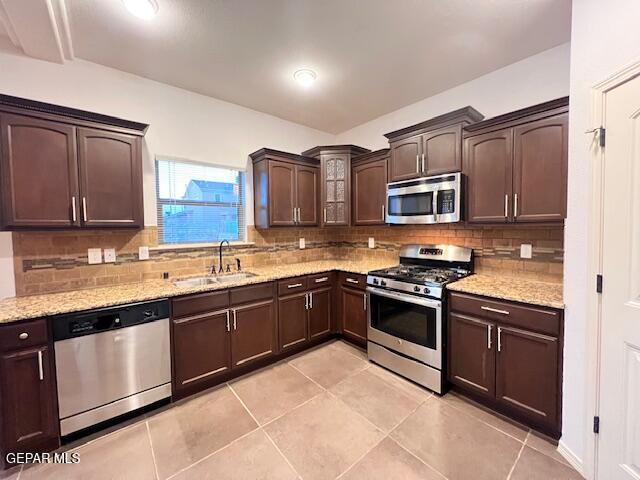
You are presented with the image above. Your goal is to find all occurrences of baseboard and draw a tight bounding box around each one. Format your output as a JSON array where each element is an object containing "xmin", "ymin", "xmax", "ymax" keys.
[{"xmin": 557, "ymin": 440, "xmax": 586, "ymax": 478}]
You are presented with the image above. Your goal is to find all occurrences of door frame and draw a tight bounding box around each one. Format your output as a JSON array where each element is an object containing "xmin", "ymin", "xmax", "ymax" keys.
[{"xmin": 583, "ymin": 57, "xmax": 640, "ymax": 480}]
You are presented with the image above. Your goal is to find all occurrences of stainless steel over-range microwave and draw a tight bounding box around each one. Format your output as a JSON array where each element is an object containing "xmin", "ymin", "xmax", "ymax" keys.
[{"xmin": 385, "ymin": 172, "xmax": 462, "ymax": 224}]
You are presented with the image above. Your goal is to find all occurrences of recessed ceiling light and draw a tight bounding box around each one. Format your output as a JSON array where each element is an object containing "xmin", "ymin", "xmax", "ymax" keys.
[
  {"xmin": 293, "ymin": 69, "xmax": 317, "ymax": 87},
  {"xmin": 123, "ymin": 0, "xmax": 159, "ymax": 20}
]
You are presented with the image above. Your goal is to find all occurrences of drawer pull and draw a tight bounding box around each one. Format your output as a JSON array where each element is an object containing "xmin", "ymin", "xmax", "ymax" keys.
[
  {"xmin": 287, "ymin": 283, "xmax": 303, "ymax": 289},
  {"xmin": 346, "ymin": 278, "xmax": 359, "ymax": 284},
  {"xmin": 19, "ymin": 332, "xmax": 29, "ymax": 340},
  {"xmin": 314, "ymin": 277, "xmax": 329, "ymax": 283},
  {"xmin": 481, "ymin": 306, "xmax": 510, "ymax": 315}
]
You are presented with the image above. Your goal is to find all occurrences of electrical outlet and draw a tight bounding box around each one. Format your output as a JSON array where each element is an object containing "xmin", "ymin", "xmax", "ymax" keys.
[
  {"xmin": 87, "ymin": 248, "xmax": 102, "ymax": 265},
  {"xmin": 520, "ymin": 244, "xmax": 533, "ymax": 259},
  {"xmin": 368, "ymin": 237, "xmax": 375, "ymax": 249},
  {"xmin": 104, "ymin": 248, "xmax": 117, "ymax": 263},
  {"xmin": 138, "ymin": 246, "xmax": 149, "ymax": 261},
  {"xmin": 299, "ymin": 238, "xmax": 306, "ymax": 249}
]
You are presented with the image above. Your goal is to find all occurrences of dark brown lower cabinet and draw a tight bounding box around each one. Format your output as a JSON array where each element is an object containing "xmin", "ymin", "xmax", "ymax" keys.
[
  {"xmin": 278, "ymin": 293, "xmax": 308, "ymax": 351},
  {"xmin": 0, "ymin": 343, "xmax": 59, "ymax": 464},
  {"xmin": 448, "ymin": 292, "xmax": 563, "ymax": 438},
  {"xmin": 231, "ymin": 299, "xmax": 277, "ymax": 367},
  {"xmin": 172, "ymin": 310, "xmax": 232, "ymax": 390},
  {"xmin": 340, "ymin": 286, "xmax": 367, "ymax": 346},
  {"xmin": 308, "ymin": 287, "xmax": 331, "ymax": 339}
]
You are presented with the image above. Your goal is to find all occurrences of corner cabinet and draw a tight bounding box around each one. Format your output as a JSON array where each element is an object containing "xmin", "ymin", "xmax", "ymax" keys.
[
  {"xmin": 384, "ymin": 107, "xmax": 484, "ymax": 183},
  {"xmin": 351, "ymin": 149, "xmax": 389, "ymax": 225},
  {"xmin": 251, "ymin": 148, "xmax": 320, "ymax": 228},
  {"xmin": 0, "ymin": 95, "xmax": 147, "ymax": 230},
  {"xmin": 302, "ymin": 145, "xmax": 370, "ymax": 226},
  {"xmin": 448, "ymin": 292, "xmax": 563, "ymax": 438},
  {"xmin": 464, "ymin": 97, "xmax": 568, "ymax": 224}
]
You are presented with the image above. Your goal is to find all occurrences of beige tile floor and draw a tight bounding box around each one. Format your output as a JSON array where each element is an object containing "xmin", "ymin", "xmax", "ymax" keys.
[{"xmin": 8, "ymin": 340, "xmax": 583, "ymax": 480}]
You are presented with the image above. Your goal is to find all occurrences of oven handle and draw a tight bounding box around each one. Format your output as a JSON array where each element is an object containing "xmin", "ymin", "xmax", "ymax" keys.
[{"xmin": 366, "ymin": 286, "xmax": 441, "ymax": 309}]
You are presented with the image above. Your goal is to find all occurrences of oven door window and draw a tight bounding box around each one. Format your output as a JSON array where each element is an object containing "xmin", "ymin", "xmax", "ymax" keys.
[
  {"xmin": 387, "ymin": 192, "xmax": 433, "ymax": 216},
  {"xmin": 369, "ymin": 293, "xmax": 437, "ymax": 349}
]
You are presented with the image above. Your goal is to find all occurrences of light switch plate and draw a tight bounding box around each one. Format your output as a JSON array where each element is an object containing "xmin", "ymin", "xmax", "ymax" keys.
[
  {"xmin": 138, "ymin": 246, "xmax": 149, "ymax": 261},
  {"xmin": 87, "ymin": 248, "xmax": 102, "ymax": 265},
  {"xmin": 520, "ymin": 244, "xmax": 533, "ymax": 259},
  {"xmin": 299, "ymin": 238, "xmax": 306, "ymax": 249},
  {"xmin": 104, "ymin": 248, "xmax": 117, "ymax": 263},
  {"xmin": 368, "ymin": 237, "xmax": 375, "ymax": 249}
]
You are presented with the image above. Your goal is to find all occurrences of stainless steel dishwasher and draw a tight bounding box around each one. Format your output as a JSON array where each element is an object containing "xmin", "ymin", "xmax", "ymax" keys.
[{"xmin": 52, "ymin": 300, "xmax": 171, "ymax": 436}]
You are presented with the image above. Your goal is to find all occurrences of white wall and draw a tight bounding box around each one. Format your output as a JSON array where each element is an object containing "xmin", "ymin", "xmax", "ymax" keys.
[
  {"xmin": 562, "ymin": 0, "xmax": 640, "ymax": 474},
  {"xmin": 336, "ymin": 43, "xmax": 570, "ymax": 148}
]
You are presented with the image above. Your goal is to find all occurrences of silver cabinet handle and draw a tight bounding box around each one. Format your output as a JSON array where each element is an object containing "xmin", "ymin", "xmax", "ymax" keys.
[
  {"xmin": 514, "ymin": 193, "xmax": 519, "ymax": 218},
  {"xmin": 297, "ymin": 207, "xmax": 301, "ymax": 223},
  {"xmin": 346, "ymin": 278, "xmax": 359, "ymax": 284},
  {"xmin": 310, "ymin": 291, "xmax": 313, "ymax": 309},
  {"xmin": 363, "ymin": 293, "xmax": 367, "ymax": 311},
  {"xmin": 481, "ymin": 306, "xmax": 510, "ymax": 315},
  {"xmin": 487, "ymin": 324, "xmax": 492, "ymax": 350},
  {"xmin": 504, "ymin": 194, "xmax": 509, "ymax": 218},
  {"xmin": 324, "ymin": 208, "xmax": 327, "ymax": 223},
  {"xmin": 19, "ymin": 332, "xmax": 28, "ymax": 340},
  {"xmin": 293, "ymin": 208, "xmax": 296, "ymax": 223},
  {"xmin": 71, "ymin": 197, "xmax": 77, "ymax": 222},
  {"xmin": 82, "ymin": 197, "xmax": 88, "ymax": 222},
  {"xmin": 314, "ymin": 277, "xmax": 328, "ymax": 283},
  {"xmin": 381, "ymin": 204, "xmax": 385, "ymax": 221},
  {"xmin": 288, "ymin": 283, "xmax": 303, "ymax": 289},
  {"xmin": 37, "ymin": 350, "xmax": 44, "ymax": 381},
  {"xmin": 497, "ymin": 326, "xmax": 503, "ymax": 352},
  {"xmin": 304, "ymin": 292, "xmax": 309, "ymax": 310},
  {"xmin": 416, "ymin": 154, "xmax": 420, "ymax": 173},
  {"xmin": 226, "ymin": 310, "xmax": 230, "ymax": 332},
  {"xmin": 233, "ymin": 309, "xmax": 237, "ymax": 330},
  {"xmin": 421, "ymin": 153, "xmax": 425, "ymax": 173}
]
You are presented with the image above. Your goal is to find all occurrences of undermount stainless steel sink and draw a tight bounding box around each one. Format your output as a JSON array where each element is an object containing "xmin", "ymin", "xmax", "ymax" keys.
[{"xmin": 172, "ymin": 272, "xmax": 256, "ymax": 288}]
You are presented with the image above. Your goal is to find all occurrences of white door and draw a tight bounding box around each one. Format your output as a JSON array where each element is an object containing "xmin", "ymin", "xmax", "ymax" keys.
[{"xmin": 598, "ymin": 72, "xmax": 640, "ymax": 479}]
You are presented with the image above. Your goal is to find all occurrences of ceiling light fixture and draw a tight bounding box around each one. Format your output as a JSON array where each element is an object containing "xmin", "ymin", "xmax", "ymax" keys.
[
  {"xmin": 123, "ymin": 0, "xmax": 159, "ymax": 20},
  {"xmin": 293, "ymin": 69, "xmax": 317, "ymax": 87}
]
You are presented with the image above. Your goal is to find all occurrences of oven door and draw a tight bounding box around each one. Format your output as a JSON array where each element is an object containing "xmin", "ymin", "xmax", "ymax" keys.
[
  {"xmin": 367, "ymin": 286, "xmax": 442, "ymax": 369},
  {"xmin": 386, "ymin": 183, "xmax": 437, "ymax": 224}
]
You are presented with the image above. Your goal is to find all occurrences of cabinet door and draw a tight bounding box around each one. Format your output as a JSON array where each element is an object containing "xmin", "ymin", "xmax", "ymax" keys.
[
  {"xmin": 321, "ymin": 154, "xmax": 350, "ymax": 225},
  {"xmin": 495, "ymin": 325, "xmax": 559, "ymax": 430},
  {"xmin": 295, "ymin": 165, "xmax": 319, "ymax": 226},
  {"xmin": 278, "ymin": 293, "xmax": 309, "ymax": 351},
  {"xmin": 389, "ymin": 136, "xmax": 421, "ymax": 182},
  {"xmin": 0, "ymin": 114, "xmax": 80, "ymax": 228},
  {"xmin": 464, "ymin": 129, "xmax": 513, "ymax": 223},
  {"xmin": 231, "ymin": 299, "xmax": 276, "ymax": 367},
  {"xmin": 77, "ymin": 128, "xmax": 142, "ymax": 227},
  {"xmin": 352, "ymin": 158, "xmax": 387, "ymax": 225},
  {"xmin": 423, "ymin": 124, "xmax": 462, "ymax": 175},
  {"xmin": 308, "ymin": 287, "xmax": 331, "ymax": 339},
  {"xmin": 0, "ymin": 346, "xmax": 58, "ymax": 454},
  {"xmin": 340, "ymin": 287, "xmax": 367, "ymax": 344},
  {"xmin": 448, "ymin": 313, "xmax": 496, "ymax": 399},
  {"xmin": 513, "ymin": 114, "xmax": 568, "ymax": 223},
  {"xmin": 172, "ymin": 311, "xmax": 231, "ymax": 391},
  {"xmin": 268, "ymin": 160, "xmax": 296, "ymax": 226}
]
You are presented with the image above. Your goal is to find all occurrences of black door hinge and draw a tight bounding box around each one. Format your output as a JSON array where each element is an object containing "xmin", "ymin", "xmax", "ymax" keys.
[
  {"xmin": 598, "ymin": 127, "xmax": 606, "ymax": 147},
  {"xmin": 593, "ymin": 416, "xmax": 600, "ymax": 434},
  {"xmin": 596, "ymin": 274, "xmax": 603, "ymax": 294}
]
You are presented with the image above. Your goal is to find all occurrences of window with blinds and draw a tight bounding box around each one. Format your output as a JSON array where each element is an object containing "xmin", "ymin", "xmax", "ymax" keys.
[{"xmin": 155, "ymin": 158, "xmax": 246, "ymax": 245}]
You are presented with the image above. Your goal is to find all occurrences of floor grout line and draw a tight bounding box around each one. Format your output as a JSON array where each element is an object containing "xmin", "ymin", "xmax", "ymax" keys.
[
  {"xmin": 261, "ymin": 426, "xmax": 304, "ymax": 479},
  {"xmin": 334, "ymin": 434, "xmax": 388, "ymax": 480},
  {"xmin": 391, "ymin": 436, "xmax": 449, "ymax": 480},
  {"xmin": 506, "ymin": 431, "xmax": 528, "ymax": 480},
  {"xmin": 145, "ymin": 421, "xmax": 161, "ymax": 480},
  {"xmin": 260, "ymin": 390, "xmax": 327, "ymax": 428}
]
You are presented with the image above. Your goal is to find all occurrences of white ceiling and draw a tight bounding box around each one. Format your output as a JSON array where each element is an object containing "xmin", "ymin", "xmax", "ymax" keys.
[{"xmin": 2, "ymin": 0, "xmax": 571, "ymax": 134}]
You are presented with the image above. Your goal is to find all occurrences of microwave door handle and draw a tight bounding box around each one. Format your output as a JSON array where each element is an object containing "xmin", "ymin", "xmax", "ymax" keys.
[{"xmin": 432, "ymin": 190, "xmax": 438, "ymax": 221}]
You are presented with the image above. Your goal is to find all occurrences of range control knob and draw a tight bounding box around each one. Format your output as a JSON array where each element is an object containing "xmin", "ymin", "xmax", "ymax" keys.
[
  {"xmin": 380, "ymin": 280, "xmax": 387, "ymax": 286},
  {"xmin": 413, "ymin": 286, "xmax": 420, "ymax": 292},
  {"xmin": 372, "ymin": 278, "xmax": 379, "ymax": 285},
  {"xmin": 424, "ymin": 287, "xmax": 431, "ymax": 294}
]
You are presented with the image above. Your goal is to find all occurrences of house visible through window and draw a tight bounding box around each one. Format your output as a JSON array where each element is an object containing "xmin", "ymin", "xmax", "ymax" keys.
[{"xmin": 156, "ymin": 158, "xmax": 246, "ymax": 244}]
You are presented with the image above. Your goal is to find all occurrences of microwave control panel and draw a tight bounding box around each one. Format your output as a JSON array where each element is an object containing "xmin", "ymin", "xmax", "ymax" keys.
[{"xmin": 437, "ymin": 189, "xmax": 456, "ymax": 214}]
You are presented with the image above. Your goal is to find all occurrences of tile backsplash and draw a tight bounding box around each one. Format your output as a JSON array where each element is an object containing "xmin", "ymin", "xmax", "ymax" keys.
[{"xmin": 11, "ymin": 224, "xmax": 563, "ymax": 296}]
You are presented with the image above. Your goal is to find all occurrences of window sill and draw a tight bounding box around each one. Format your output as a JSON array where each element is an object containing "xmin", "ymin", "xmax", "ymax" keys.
[{"xmin": 151, "ymin": 241, "xmax": 255, "ymax": 251}]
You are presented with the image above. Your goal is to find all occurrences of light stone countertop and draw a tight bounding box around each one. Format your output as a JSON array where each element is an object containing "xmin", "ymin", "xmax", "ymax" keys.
[
  {"xmin": 0, "ymin": 259, "xmax": 396, "ymax": 324},
  {"xmin": 446, "ymin": 274, "xmax": 564, "ymax": 309}
]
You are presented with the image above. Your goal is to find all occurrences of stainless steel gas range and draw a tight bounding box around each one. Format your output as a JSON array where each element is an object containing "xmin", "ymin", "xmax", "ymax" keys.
[{"xmin": 366, "ymin": 244, "xmax": 473, "ymax": 394}]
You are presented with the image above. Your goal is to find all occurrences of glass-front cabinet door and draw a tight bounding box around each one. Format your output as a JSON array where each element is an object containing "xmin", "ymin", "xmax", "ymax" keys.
[{"xmin": 322, "ymin": 153, "xmax": 349, "ymax": 225}]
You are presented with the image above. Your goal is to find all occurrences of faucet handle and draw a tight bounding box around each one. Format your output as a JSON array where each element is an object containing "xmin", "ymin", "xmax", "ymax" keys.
[
  {"xmin": 226, "ymin": 264, "xmax": 231, "ymax": 273},
  {"xmin": 235, "ymin": 258, "xmax": 241, "ymax": 271}
]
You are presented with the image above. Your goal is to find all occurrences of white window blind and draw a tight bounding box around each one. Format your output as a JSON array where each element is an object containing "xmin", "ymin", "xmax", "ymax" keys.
[{"xmin": 155, "ymin": 158, "xmax": 246, "ymax": 245}]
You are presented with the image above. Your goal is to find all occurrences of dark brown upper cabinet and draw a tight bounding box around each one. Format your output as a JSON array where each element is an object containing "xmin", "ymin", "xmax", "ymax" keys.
[
  {"xmin": 0, "ymin": 95, "xmax": 147, "ymax": 230},
  {"xmin": 463, "ymin": 97, "xmax": 568, "ymax": 225},
  {"xmin": 251, "ymin": 148, "xmax": 320, "ymax": 228},
  {"xmin": 351, "ymin": 149, "xmax": 389, "ymax": 225},
  {"xmin": 301, "ymin": 145, "xmax": 370, "ymax": 226},
  {"xmin": 384, "ymin": 107, "xmax": 484, "ymax": 183}
]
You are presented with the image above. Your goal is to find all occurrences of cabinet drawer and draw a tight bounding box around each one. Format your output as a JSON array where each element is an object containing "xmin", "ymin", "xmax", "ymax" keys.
[
  {"xmin": 339, "ymin": 272, "xmax": 366, "ymax": 290},
  {"xmin": 230, "ymin": 282, "xmax": 274, "ymax": 306},
  {"xmin": 308, "ymin": 272, "xmax": 334, "ymax": 288},
  {"xmin": 277, "ymin": 277, "xmax": 308, "ymax": 296},
  {"xmin": 0, "ymin": 318, "xmax": 48, "ymax": 352},
  {"xmin": 172, "ymin": 290, "xmax": 230, "ymax": 319},
  {"xmin": 449, "ymin": 292, "xmax": 561, "ymax": 336}
]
